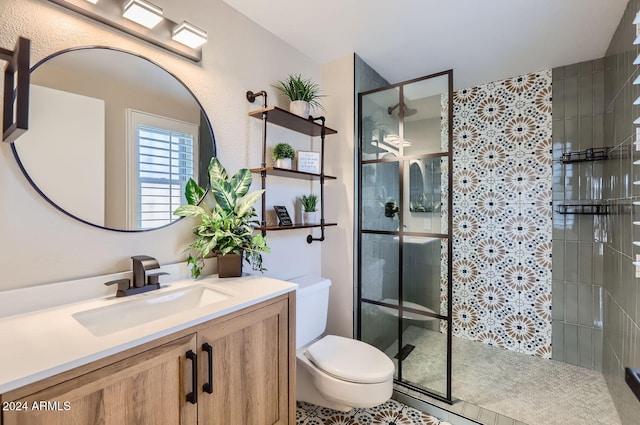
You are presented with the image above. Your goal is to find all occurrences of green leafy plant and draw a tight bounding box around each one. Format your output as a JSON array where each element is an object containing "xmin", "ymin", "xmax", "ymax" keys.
[
  {"xmin": 300, "ymin": 194, "xmax": 318, "ymax": 212},
  {"xmin": 174, "ymin": 157, "xmax": 270, "ymax": 279},
  {"xmin": 272, "ymin": 143, "xmax": 295, "ymax": 160},
  {"xmin": 273, "ymin": 74, "xmax": 324, "ymax": 109}
]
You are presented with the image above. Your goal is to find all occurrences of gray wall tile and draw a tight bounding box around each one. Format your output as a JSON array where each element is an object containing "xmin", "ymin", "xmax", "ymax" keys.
[
  {"xmin": 565, "ymin": 242, "xmax": 579, "ymax": 281},
  {"xmin": 578, "ymin": 284, "xmax": 594, "ymax": 326},
  {"xmin": 565, "ymin": 76, "xmax": 579, "ymax": 118},
  {"xmin": 594, "ymin": 72, "xmax": 605, "ymax": 115},
  {"xmin": 564, "ymin": 323, "xmax": 579, "ymax": 365},
  {"xmin": 565, "ymin": 282, "xmax": 579, "ymax": 323},
  {"xmin": 553, "ymin": 51, "xmax": 633, "ymax": 384},
  {"xmin": 552, "ymin": 320, "xmax": 565, "ymax": 360},
  {"xmin": 578, "ymin": 326, "xmax": 594, "ymax": 368},
  {"xmin": 579, "ymin": 60, "xmax": 594, "ymax": 75},
  {"xmin": 565, "ymin": 118, "xmax": 579, "ymax": 151},
  {"xmin": 552, "ymin": 280, "xmax": 565, "ymax": 320},
  {"xmin": 566, "ymin": 63, "xmax": 578, "ymax": 78},
  {"xmin": 579, "ymin": 74, "xmax": 594, "ymax": 117}
]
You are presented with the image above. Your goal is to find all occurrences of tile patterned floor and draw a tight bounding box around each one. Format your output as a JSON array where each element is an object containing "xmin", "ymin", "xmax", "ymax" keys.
[
  {"xmin": 296, "ymin": 399, "xmax": 452, "ymax": 425},
  {"xmin": 388, "ymin": 326, "xmax": 621, "ymax": 425}
]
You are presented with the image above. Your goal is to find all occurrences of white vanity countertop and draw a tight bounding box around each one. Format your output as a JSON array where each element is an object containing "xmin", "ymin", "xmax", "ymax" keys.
[{"xmin": 0, "ymin": 274, "xmax": 297, "ymax": 394}]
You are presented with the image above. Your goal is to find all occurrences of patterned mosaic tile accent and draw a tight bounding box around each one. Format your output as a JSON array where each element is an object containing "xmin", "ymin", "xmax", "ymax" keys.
[
  {"xmin": 296, "ymin": 399, "xmax": 451, "ymax": 425},
  {"xmin": 451, "ymin": 71, "xmax": 553, "ymax": 357}
]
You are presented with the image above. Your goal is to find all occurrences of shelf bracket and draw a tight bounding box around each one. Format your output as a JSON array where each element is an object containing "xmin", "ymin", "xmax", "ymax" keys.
[
  {"xmin": 307, "ymin": 115, "xmax": 327, "ymax": 244},
  {"xmin": 246, "ymin": 90, "xmax": 267, "ymax": 108},
  {"xmin": 247, "ymin": 89, "xmax": 269, "ymax": 233}
]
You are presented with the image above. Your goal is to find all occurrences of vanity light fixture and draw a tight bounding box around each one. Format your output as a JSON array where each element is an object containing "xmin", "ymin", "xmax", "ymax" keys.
[
  {"xmin": 47, "ymin": 0, "xmax": 203, "ymax": 62},
  {"xmin": 122, "ymin": 0, "xmax": 163, "ymax": 29},
  {"xmin": 0, "ymin": 37, "xmax": 30, "ymax": 143},
  {"xmin": 172, "ymin": 21, "xmax": 208, "ymax": 49}
]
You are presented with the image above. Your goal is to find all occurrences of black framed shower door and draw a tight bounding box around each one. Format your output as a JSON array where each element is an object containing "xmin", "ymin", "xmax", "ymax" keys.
[{"xmin": 356, "ymin": 70, "xmax": 454, "ymax": 403}]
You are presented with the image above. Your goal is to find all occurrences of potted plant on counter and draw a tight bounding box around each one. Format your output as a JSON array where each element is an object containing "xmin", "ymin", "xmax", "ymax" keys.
[
  {"xmin": 174, "ymin": 157, "xmax": 269, "ymax": 278},
  {"xmin": 272, "ymin": 142, "xmax": 295, "ymax": 169},
  {"xmin": 300, "ymin": 193, "xmax": 318, "ymax": 225},
  {"xmin": 273, "ymin": 74, "xmax": 324, "ymax": 117}
]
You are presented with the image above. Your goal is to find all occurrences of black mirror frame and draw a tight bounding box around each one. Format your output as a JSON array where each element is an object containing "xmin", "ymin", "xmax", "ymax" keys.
[{"xmin": 10, "ymin": 45, "xmax": 216, "ymax": 232}]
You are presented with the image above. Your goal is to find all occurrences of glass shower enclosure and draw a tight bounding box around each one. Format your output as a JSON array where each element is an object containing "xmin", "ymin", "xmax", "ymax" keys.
[{"xmin": 357, "ymin": 70, "xmax": 453, "ymax": 402}]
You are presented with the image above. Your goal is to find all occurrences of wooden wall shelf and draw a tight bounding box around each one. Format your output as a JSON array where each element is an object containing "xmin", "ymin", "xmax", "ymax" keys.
[
  {"xmin": 250, "ymin": 167, "xmax": 336, "ymax": 181},
  {"xmin": 248, "ymin": 106, "xmax": 337, "ymax": 136},
  {"xmin": 247, "ymin": 95, "xmax": 338, "ymax": 243},
  {"xmin": 256, "ymin": 223, "xmax": 338, "ymax": 232}
]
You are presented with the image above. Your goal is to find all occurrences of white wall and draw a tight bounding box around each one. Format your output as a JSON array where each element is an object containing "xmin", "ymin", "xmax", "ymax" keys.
[
  {"xmin": 321, "ymin": 55, "xmax": 356, "ymax": 338},
  {"xmin": 0, "ymin": 0, "xmax": 325, "ymax": 290}
]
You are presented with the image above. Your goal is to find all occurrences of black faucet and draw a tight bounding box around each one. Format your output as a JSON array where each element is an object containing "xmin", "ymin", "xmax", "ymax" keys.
[{"xmin": 105, "ymin": 256, "xmax": 169, "ymax": 297}]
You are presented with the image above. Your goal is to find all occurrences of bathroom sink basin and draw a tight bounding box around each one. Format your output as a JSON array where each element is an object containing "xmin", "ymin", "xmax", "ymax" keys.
[{"xmin": 73, "ymin": 285, "xmax": 232, "ymax": 336}]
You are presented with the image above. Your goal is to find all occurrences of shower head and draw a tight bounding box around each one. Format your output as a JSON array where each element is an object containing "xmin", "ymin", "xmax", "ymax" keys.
[{"xmin": 387, "ymin": 102, "xmax": 418, "ymax": 117}]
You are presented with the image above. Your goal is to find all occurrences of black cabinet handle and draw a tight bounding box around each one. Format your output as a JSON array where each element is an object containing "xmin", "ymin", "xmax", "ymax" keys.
[
  {"xmin": 202, "ymin": 343, "xmax": 213, "ymax": 394},
  {"xmin": 186, "ymin": 350, "xmax": 198, "ymax": 404}
]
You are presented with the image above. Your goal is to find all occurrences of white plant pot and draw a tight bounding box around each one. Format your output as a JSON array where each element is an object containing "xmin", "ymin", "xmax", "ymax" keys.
[
  {"xmin": 303, "ymin": 211, "xmax": 317, "ymax": 225},
  {"xmin": 289, "ymin": 100, "xmax": 310, "ymax": 117},
  {"xmin": 275, "ymin": 158, "xmax": 292, "ymax": 169}
]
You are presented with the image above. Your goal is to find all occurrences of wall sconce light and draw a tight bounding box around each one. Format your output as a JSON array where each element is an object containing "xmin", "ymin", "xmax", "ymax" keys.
[
  {"xmin": 0, "ymin": 37, "xmax": 31, "ymax": 143},
  {"xmin": 122, "ymin": 0, "xmax": 163, "ymax": 29},
  {"xmin": 48, "ymin": 0, "xmax": 205, "ymax": 62}
]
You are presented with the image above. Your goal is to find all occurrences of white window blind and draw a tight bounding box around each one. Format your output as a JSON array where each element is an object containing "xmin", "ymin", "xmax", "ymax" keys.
[{"xmin": 128, "ymin": 110, "xmax": 199, "ymax": 230}]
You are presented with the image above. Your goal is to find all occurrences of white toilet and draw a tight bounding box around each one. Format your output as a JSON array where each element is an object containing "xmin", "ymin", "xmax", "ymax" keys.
[{"xmin": 291, "ymin": 275, "xmax": 395, "ymax": 412}]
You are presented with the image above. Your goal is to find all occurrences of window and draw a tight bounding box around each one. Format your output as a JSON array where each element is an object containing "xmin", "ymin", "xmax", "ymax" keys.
[{"xmin": 128, "ymin": 110, "xmax": 199, "ymax": 230}]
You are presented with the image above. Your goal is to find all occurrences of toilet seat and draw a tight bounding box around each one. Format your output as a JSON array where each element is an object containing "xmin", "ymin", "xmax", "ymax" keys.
[{"xmin": 305, "ymin": 335, "xmax": 394, "ymax": 384}]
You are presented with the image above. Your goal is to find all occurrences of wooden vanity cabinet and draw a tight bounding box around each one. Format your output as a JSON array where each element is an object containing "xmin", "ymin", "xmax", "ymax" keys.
[
  {"xmin": 2, "ymin": 334, "xmax": 198, "ymax": 425},
  {"xmin": 1, "ymin": 294, "xmax": 295, "ymax": 425},
  {"xmin": 198, "ymin": 297, "xmax": 291, "ymax": 425}
]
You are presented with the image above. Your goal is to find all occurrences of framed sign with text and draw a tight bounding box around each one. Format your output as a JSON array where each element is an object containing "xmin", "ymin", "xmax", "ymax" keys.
[
  {"xmin": 273, "ymin": 205, "xmax": 293, "ymax": 226},
  {"xmin": 297, "ymin": 151, "xmax": 320, "ymax": 174}
]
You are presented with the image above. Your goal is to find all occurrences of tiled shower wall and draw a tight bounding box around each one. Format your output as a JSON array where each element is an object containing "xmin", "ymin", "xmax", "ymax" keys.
[
  {"xmin": 551, "ymin": 59, "xmax": 605, "ymax": 371},
  {"xmin": 601, "ymin": 0, "xmax": 640, "ymax": 423},
  {"xmin": 451, "ymin": 71, "xmax": 553, "ymax": 357}
]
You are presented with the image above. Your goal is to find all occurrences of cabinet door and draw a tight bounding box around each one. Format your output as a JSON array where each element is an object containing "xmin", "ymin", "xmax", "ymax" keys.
[
  {"xmin": 3, "ymin": 334, "xmax": 197, "ymax": 425},
  {"xmin": 198, "ymin": 299, "xmax": 291, "ymax": 425}
]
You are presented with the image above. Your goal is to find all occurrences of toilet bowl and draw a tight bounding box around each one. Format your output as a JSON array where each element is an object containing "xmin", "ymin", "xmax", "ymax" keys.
[{"xmin": 290, "ymin": 275, "xmax": 395, "ymax": 412}]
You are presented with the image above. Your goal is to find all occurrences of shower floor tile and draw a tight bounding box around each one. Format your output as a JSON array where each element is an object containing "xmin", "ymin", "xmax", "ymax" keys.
[
  {"xmin": 296, "ymin": 398, "xmax": 451, "ymax": 425},
  {"xmin": 391, "ymin": 326, "xmax": 621, "ymax": 425}
]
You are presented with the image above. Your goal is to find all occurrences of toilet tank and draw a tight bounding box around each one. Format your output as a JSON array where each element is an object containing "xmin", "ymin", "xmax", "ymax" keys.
[{"xmin": 289, "ymin": 275, "xmax": 331, "ymax": 349}]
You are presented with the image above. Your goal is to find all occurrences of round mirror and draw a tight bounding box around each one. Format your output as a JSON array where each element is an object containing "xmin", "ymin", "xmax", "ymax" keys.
[{"xmin": 12, "ymin": 47, "xmax": 216, "ymax": 231}]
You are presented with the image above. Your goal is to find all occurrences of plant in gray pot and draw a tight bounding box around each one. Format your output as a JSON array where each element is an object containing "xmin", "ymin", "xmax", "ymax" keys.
[
  {"xmin": 272, "ymin": 142, "xmax": 295, "ymax": 169},
  {"xmin": 174, "ymin": 157, "xmax": 269, "ymax": 278},
  {"xmin": 300, "ymin": 193, "xmax": 318, "ymax": 225},
  {"xmin": 273, "ymin": 74, "xmax": 324, "ymax": 117}
]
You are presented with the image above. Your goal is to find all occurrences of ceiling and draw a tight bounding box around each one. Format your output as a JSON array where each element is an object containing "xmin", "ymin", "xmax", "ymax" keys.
[{"xmin": 222, "ymin": 0, "xmax": 628, "ymax": 89}]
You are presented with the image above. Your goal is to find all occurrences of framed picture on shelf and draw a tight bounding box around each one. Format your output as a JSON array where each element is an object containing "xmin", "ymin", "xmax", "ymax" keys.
[
  {"xmin": 297, "ymin": 151, "xmax": 320, "ymax": 174},
  {"xmin": 273, "ymin": 205, "xmax": 293, "ymax": 226}
]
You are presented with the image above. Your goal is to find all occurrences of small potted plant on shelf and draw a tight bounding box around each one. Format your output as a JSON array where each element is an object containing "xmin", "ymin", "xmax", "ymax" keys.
[
  {"xmin": 273, "ymin": 74, "xmax": 324, "ymax": 117},
  {"xmin": 174, "ymin": 157, "xmax": 270, "ymax": 279},
  {"xmin": 272, "ymin": 143, "xmax": 295, "ymax": 169},
  {"xmin": 300, "ymin": 194, "xmax": 318, "ymax": 225}
]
